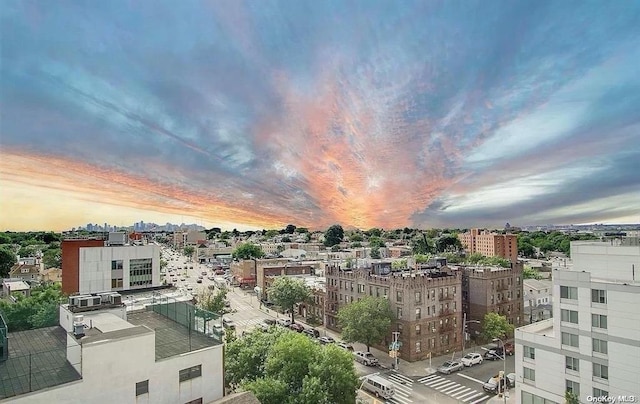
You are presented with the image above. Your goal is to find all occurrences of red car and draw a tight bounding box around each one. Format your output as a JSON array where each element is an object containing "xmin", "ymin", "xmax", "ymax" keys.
[{"xmin": 289, "ymin": 323, "xmax": 305, "ymax": 332}]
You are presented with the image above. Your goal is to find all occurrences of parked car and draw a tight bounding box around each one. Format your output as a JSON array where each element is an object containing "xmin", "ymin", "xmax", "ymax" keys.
[
  {"xmin": 277, "ymin": 318, "xmax": 292, "ymax": 327},
  {"xmin": 354, "ymin": 351, "xmax": 379, "ymax": 366},
  {"xmin": 461, "ymin": 352, "xmax": 483, "ymax": 367},
  {"xmin": 289, "ymin": 323, "xmax": 305, "ymax": 332},
  {"xmin": 318, "ymin": 336, "xmax": 335, "ymax": 345},
  {"xmin": 483, "ymin": 373, "xmax": 516, "ymax": 394},
  {"xmin": 303, "ymin": 328, "xmax": 320, "ymax": 338},
  {"xmin": 222, "ymin": 318, "xmax": 236, "ymax": 330},
  {"xmin": 196, "ymin": 279, "xmax": 203, "ymax": 283},
  {"xmin": 484, "ymin": 349, "xmax": 504, "ymax": 361},
  {"xmin": 263, "ymin": 318, "xmax": 277, "ymax": 326},
  {"xmin": 337, "ymin": 342, "xmax": 354, "ymax": 351},
  {"xmin": 437, "ymin": 360, "xmax": 464, "ymax": 374}
]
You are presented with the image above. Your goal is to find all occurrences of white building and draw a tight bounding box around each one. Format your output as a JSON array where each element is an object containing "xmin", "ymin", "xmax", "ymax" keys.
[
  {"xmin": 515, "ymin": 240, "xmax": 640, "ymax": 403},
  {"xmin": 77, "ymin": 244, "xmax": 161, "ymax": 294},
  {"xmin": 523, "ymin": 279, "xmax": 553, "ymax": 323},
  {"xmin": 3, "ymin": 298, "xmax": 224, "ymax": 404}
]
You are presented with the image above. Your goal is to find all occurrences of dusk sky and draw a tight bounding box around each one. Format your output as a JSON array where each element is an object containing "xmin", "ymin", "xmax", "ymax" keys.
[{"xmin": 1, "ymin": 1, "xmax": 639, "ymax": 231}]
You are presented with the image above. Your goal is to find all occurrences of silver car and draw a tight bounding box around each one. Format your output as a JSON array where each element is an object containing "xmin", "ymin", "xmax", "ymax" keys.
[{"xmin": 437, "ymin": 360, "xmax": 464, "ymax": 374}]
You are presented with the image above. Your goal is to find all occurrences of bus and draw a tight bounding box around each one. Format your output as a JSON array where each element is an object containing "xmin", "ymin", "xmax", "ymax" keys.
[{"xmin": 361, "ymin": 374, "xmax": 395, "ymax": 399}]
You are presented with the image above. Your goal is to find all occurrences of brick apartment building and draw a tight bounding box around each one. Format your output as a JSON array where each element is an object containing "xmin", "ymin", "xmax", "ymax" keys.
[
  {"xmin": 458, "ymin": 229, "xmax": 518, "ymax": 263},
  {"xmin": 458, "ymin": 262, "xmax": 524, "ymax": 339},
  {"xmin": 325, "ymin": 265, "xmax": 463, "ymax": 362}
]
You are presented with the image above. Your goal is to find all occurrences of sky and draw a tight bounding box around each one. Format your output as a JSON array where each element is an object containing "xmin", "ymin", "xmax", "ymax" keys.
[{"xmin": 1, "ymin": 0, "xmax": 639, "ymax": 232}]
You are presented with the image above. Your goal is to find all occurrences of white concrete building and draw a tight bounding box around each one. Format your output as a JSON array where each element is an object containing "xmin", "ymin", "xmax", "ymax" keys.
[
  {"xmin": 78, "ymin": 245, "xmax": 161, "ymax": 294},
  {"xmin": 3, "ymin": 300, "xmax": 224, "ymax": 404},
  {"xmin": 515, "ymin": 241, "xmax": 640, "ymax": 404}
]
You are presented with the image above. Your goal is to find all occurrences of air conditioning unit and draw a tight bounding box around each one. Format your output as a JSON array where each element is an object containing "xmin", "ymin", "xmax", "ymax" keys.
[
  {"xmin": 69, "ymin": 295, "xmax": 91, "ymax": 306},
  {"xmin": 97, "ymin": 292, "xmax": 114, "ymax": 303},
  {"xmin": 109, "ymin": 293, "xmax": 122, "ymax": 305},
  {"xmin": 77, "ymin": 296, "xmax": 101, "ymax": 307}
]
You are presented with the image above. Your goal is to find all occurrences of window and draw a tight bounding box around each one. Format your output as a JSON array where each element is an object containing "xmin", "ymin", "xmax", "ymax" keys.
[
  {"xmin": 415, "ymin": 324, "xmax": 421, "ymax": 335},
  {"xmin": 524, "ymin": 346, "xmax": 535, "ymax": 359},
  {"xmin": 561, "ymin": 332, "xmax": 579, "ymax": 347},
  {"xmin": 593, "ymin": 338, "xmax": 608, "ymax": 354},
  {"xmin": 592, "ymin": 314, "xmax": 607, "ymax": 329},
  {"xmin": 561, "ymin": 309, "xmax": 578, "ymax": 324},
  {"xmin": 592, "ymin": 289, "xmax": 606, "ymax": 304},
  {"xmin": 415, "ymin": 308, "xmax": 421, "ymax": 320},
  {"xmin": 566, "ymin": 380, "xmax": 580, "ymax": 396},
  {"xmin": 566, "ymin": 356, "xmax": 579, "ymax": 371},
  {"xmin": 523, "ymin": 367, "xmax": 535, "ymax": 381},
  {"xmin": 397, "ymin": 307, "xmax": 403, "ymax": 319},
  {"xmin": 593, "ymin": 388, "xmax": 609, "ymax": 399},
  {"xmin": 358, "ymin": 284, "xmax": 365, "ymax": 293},
  {"xmin": 396, "ymin": 291, "xmax": 403, "ymax": 302},
  {"xmin": 415, "ymin": 291, "xmax": 421, "ymax": 303},
  {"xmin": 111, "ymin": 260, "xmax": 123, "ymax": 271},
  {"xmin": 179, "ymin": 365, "xmax": 202, "ymax": 382},
  {"xmin": 415, "ymin": 342, "xmax": 421, "ymax": 353},
  {"xmin": 560, "ymin": 286, "xmax": 578, "ymax": 299},
  {"xmin": 136, "ymin": 380, "xmax": 149, "ymax": 396},
  {"xmin": 129, "ymin": 258, "xmax": 153, "ymax": 287},
  {"xmin": 593, "ymin": 363, "xmax": 608, "ymax": 380}
]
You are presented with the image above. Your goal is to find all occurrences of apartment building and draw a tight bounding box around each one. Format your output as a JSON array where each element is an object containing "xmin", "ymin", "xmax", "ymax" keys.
[
  {"xmin": 458, "ymin": 229, "xmax": 518, "ymax": 263},
  {"xmin": 515, "ymin": 241, "xmax": 640, "ymax": 404},
  {"xmin": 458, "ymin": 262, "xmax": 525, "ymax": 338},
  {"xmin": 61, "ymin": 233, "xmax": 161, "ymax": 295},
  {"xmin": 325, "ymin": 265, "xmax": 463, "ymax": 362},
  {"xmin": 1, "ymin": 295, "xmax": 223, "ymax": 403}
]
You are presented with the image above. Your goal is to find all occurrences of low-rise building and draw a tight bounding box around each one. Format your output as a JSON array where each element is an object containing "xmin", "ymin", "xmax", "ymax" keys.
[
  {"xmin": 523, "ymin": 279, "xmax": 553, "ymax": 323},
  {"xmin": 0, "ymin": 294, "xmax": 224, "ymax": 403},
  {"xmin": 325, "ymin": 265, "xmax": 463, "ymax": 362},
  {"xmin": 8, "ymin": 262, "xmax": 42, "ymax": 283},
  {"xmin": 1, "ymin": 279, "xmax": 31, "ymax": 298},
  {"xmin": 515, "ymin": 240, "xmax": 640, "ymax": 404}
]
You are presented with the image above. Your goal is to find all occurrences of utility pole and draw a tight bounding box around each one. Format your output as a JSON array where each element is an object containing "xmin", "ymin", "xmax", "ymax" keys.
[
  {"xmin": 392, "ymin": 331, "xmax": 400, "ymax": 370},
  {"xmin": 462, "ymin": 312, "xmax": 466, "ymax": 353}
]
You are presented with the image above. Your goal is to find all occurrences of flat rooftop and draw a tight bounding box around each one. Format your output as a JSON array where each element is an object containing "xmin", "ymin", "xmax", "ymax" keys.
[
  {"xmin": 517, "ymin": 318, "xmax": 555, "ymax": 337},
  {"xmin": 0, "ymin": 326, "xmax": 81, "ymax": 399},
  {"xmin": 127, "ymin": 310, "xmax": 220, "ymax": 360}
]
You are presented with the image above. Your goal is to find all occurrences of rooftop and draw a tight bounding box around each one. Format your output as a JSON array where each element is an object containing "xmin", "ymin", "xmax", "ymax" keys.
[
  {"xmin": 0, "ymin": 326, "xmax": 81, "ymax": 399},
  {"xmin": 517, "ymin": 318, "xmax": 554, "ymax": 337}
]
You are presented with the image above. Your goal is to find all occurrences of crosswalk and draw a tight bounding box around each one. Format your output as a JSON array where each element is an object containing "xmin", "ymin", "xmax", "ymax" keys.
[
  {"xmin": 228, "ymin": 318, "xmax": 265, "ymax": 328},
  {"xmin": 417, "ymin": 374, "xmax": 491, "ymax": 403},
  {"xmin": 382, "ymin": 371, "xmax": 414, "ymax": 404}
]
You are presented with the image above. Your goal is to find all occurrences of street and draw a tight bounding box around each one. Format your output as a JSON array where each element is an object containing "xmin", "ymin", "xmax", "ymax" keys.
[{"xmin": 162, "ymin": 246, "xmax": 517, "ymax": 404}]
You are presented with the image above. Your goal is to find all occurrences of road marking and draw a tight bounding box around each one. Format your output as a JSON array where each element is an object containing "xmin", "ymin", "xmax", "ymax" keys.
[
  {"xmin": 458, "ymin": 373, "xmax": 486, "ymax": 385},
  {"xmin": 441, "ymin": 384, "xmax": 464, "ymax": 394},
  {"xmin": 387, "ymin": 396, "xmax": 413, "ymax": 404},
  {"xmin": 445, "ymin": 385, "xmax": 468, "ymax": 395},
  {"xmin": 425, "ymin": 379, "xmax": 451, "ymax": 388},
  {"xmin": 389, "ymin": 372, "xmax": 414, "ymax": 384},
  {"xmin": 417, "ymin": 375, "xmax": 439, "ymax": 383},
  {"xmin": 470, "ymin": 395, "xmax": 491, "ymax": 404},
  {"xmin": 457, "ymin": 391, "xmax": 480, "ymax": 400},
  {"xmin": 435, "ymin": 381, "xmax": 458, "ymax": 391},
  {"xmin": 462, "ymin": 392, "xmax": 486, "ymax": 402},
  {"xmin": 450, "ymin": 388, "xmax": 472, "ymax": 398}
]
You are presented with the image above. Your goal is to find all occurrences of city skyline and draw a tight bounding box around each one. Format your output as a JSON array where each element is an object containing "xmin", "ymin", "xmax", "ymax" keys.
[{"xmin": 1, "ymin": 1, "xmax": 639, "ymax": 232}]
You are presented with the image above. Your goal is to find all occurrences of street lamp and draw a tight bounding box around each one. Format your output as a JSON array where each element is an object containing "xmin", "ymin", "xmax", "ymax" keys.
[
  {"xmin": 462, "ymin": 313, "xmax": 481, "ymax": 353},
  {"xmin": 492, "ymin": 337, "xmax": 507, "ymax": 404}
]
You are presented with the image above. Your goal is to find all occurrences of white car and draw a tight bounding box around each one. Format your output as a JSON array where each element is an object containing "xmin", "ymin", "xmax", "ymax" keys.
[
  {"xmin": 277, "ymin": 318, "xmax": 292, "ymax": 327},
  {"xmin": 461, "ymin": 352, "xmax": 483, "ymax": 367}
]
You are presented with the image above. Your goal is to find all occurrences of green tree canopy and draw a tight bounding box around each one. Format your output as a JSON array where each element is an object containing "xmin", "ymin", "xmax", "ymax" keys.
[
  {"xmin": 436, "ymin": 235, "xmax": 462, "ymax": 253},
  {"xmin": 349, "ymin": 233, "xmax": 364, "ymax": 242},
  {"xmin": 268, "ymin": 277, "xmax": 311, "ymax": 323},
  {"xmin": 412, "ymin": 234, "xmax": 435, "ymax": 255},
  {"xmin": 227, "ymin": 329, "xmax": 358, "ymax": 404},
  {"xmin": 364, "ymin": 228, "xmax": 382, "ymax": 237},
  {"xmin": 481, "ymin": 312, "xmax": 514, "ymax": 340},
  {"xmin": 43, "ymin": 248, "xmax": 62, "ymax": 268},
  {"xmin": 391, "ymin": 259, "xmax": 407, "ymax": 270},
  {"xmin": 232, "ymin": 243, "xmax": 265, "ymax": 260},
  {"xmin": 523, "ymin": 266, "xmax": 543, "ymax": 280},
  {"xmin": 0, "ymin": 246, "xmax": 17, "ymax": 278},
  {"xmin": 0, "ymin": 233, "xmax": 11, "ymax": 244},
  {"xmin": 323, "ymin": 225, "xmax": 344, "ymax": 247},
  {"xmin": 284, "ymin": 224, "xmax": 297, "ymax": 234},
  {"xmin": 265, "ymin": 230, "xmax": 279, "ymax": 238},
  {"xmin": 337, "ymin": 296, "xmax": 393, "ymax": 352},
  {"xmin": 370, "ymin": 247, "xmax": 381, "ymax": 259},
  {"xmin": 0, "ymin": 283, "xmax": 64, "ymax": 331},
  {"xmin": 196, "ymin": 287, "xmax": 230, "ymax": 315}
]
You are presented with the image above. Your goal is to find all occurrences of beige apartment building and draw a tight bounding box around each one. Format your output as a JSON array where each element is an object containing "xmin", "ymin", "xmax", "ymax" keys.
[
  {"xmin": 458, "ymin": 229, "xmax": 518, "ymax": 263},
  {"xmin": 459, "ymin": 262, "xmax": 525, "ymax": 339},
  {"xmin": 325, "ymin": 265, "xmax": 463, "ymax": 362}
]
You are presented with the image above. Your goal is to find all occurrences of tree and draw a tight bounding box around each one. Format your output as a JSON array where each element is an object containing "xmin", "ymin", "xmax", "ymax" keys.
[
  {"xmin": 183, "ymin": 246, "xmax": 195, "ymax": 259},
  {"xmin": 285, "ymin": 224, "xmax": 297, "ymax": 234},
  {"xmin": 349, "ymin": 233, "xmax": 363, "ymax": 242},
  {"xmin": 481, "ymin": 312, "xmax": 514, "ymax": 341},
  {"xmin": 323, "ymin": 225, "xmax": 344, "ymax": 247},
  {"xmin": 337, "ymin": 296, "xmax": 393, "ymax": 352},
  {"xmin": 436, "ymin": 235, "xmax": 462, "ymax": 253},
  {"xmin": 196, "ymin": 288, "xmax": 230, "ymax": 315},
  {"xmin": 412, "ymin": 234, "xmax": 434, "ymax": 255},
  {"xmin": 0, "ymin": 233, "xmax": 11, "ymax": 244},
  {"xmin": 0, "ymin": 283, "xmax": 64, "ymax": 331},
  {"xmin": 43, "ymin": 248, "xmax": 62, "ymax": 268},
  {"xmin": 414, "ymin": 254, "xmax": 431, "ymax": 264},
  {"xmin": 391, "ymin": 259, "xmax": 407, "ymax": 270},
  {"xmin": 523, "ymin": 266, "xmax": 542, "ymax": 280},
  {"xmin": 370, "ymin": 247, "xmax": 381, "ymax": 259},
  {"xmin": 268, "ymin": 277, "xmax": 311, "ymax": 324},
  {"xmin": 265, "ymin": 229, "xmax": 279, "ymax": 239},
  {"xmin": 227, "ymin": 329, "xmax": 358, "ymax": 404},
  {"xmin": 565, "ymin": 390, "xmax": 579, "ymax": 404},
  {"xmin": 295, "ymin": 227, "xmax": 309, "ymax": 234},
  {"xmin": 160, "ymin": 259, "xmax": 168, "ymax": 270},
  {"xmin": 368, "ymin": 236, "xmax": 384, "ymax": 249},
  {"xmin": 232, "ymin": 243, "xmax": 265, "ymax": 260},
  {"xmin": 364, "ymin": 228, "xmax": 382, "ymax": 237},
  {"xmin": 0, "ymin": 246, "xmax": 17, "ymax": 278}
]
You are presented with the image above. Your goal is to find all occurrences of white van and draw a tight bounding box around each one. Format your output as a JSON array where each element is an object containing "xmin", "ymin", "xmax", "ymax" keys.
[{"xmin": 361, "ymin": 374, "xmax": 395, "ymax": 399}]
